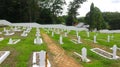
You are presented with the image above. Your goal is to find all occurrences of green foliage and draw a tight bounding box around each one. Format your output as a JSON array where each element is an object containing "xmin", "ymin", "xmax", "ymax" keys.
[
  {"xmin": 66, "ymin": 0, "xmax": 86, "ymax": 25},
  {"xmin": 0, "ymin": 0, "xmax": 66, "ymax": 24},
  {"xmin": 102, "ymin": 12, "xmax": 120, "ymax": 29},
  {"xmin": 85, "ymin": 3, "xmax": 107, "ymax": 30},
  {"xmin": 78, "ymin": 17, "xmax": 85, "ymax": 22}
]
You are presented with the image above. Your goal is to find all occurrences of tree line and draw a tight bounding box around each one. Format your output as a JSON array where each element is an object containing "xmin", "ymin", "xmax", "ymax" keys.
[
  {"xmin": 0, "ymin": 0, "xmax": 66, "ymax": 24},
  {"xmin": 0, "ymin": 0, "xmax": 120, "ymax": 30},
  {"xmin": 82, "ymin": 3, "xmax": 120, "ymax": 30},
  {"xmin": 0, "ymin": 0, "xmax": 86, "ymax": 24}
]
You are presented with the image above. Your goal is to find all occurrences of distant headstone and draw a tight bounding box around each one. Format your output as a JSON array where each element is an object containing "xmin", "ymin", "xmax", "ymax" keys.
[
  {"xmin": 107, "ymin": 35, "xmax": 110, "ymax": 42},
  {"xmin": 52, "ymin": 32, "xmax": 54, "ymax": 37},
  {"xmin": 3, "ymin": 28, "xmax": 6, "ymax": 32},
  {"xmin": 78, "ymin": 36, "xmax": 82, "ymax": 43},
  {"xmin": 112, "ymin": 45, "xmax": 117, "ymax": 59},
  {"xmin": 59, "ymin": 35, "xmax": 63, "ymax": 44},
  {"xmin": 93, "ymin": 35, "xmax": 97, "ymax": 43},
  {"xmin": 82, "ymin": 47, "xmax": 87, "ymax": 62},
  {"xmin": 8, "ymin": 38, "xmax": 13, "ymax": 44},
  {"xmin": 76, "ymin": 31, "xmax": 79, "ymax": 38},
  {"xmin": 34, "ymin": 36, "xmax": 43, "ymax": 45}
]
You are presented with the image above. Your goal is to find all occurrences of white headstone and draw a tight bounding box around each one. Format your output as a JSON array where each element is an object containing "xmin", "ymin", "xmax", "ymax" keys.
[
  {"xmin": 82, "ymin": 47, "xmax": 87, "ymax": 62},
  {"xmin": 76, "ymin": 31, "xmax": 79, "ymax": 38},
  {"xmin": 59, "ymin": 35, "xmax": 63, "ymax": 44},
  {"xmin": 8, "ymin": 38, "xmax": 13, "ymax": 44},
  {"xmin": 35, "ymin": 37, "xmax": 42, "ymax": 44},
  {"xmin": 107, "ymin": 35, "xmax": 110, "ymax": 42},
  {"xmin": 78, "ymin": 36, "xmax": 82, "ymax": 43},
  {"xmin": 4, "ymin": 28, "xmax": 6, "ymax": 32},
  {"xmin": 52, "ymin": 32, "xmax": 54, "ymax": 37},
  {"xmin": 93, "ymin": 35, "xmax": 97, "ymax": 43},
  {"xmin": 112, "ymin": 45, "xmax": 117, "ymax": 59},
  {"xmin": 39, "ymin": 50, "xmax": 46, "ymax": 67}
]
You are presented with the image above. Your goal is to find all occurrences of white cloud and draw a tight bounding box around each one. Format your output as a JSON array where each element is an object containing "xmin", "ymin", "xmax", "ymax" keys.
[{"xmin": 62, "ymin": 0, "xmax": 120, "ymax": 17}]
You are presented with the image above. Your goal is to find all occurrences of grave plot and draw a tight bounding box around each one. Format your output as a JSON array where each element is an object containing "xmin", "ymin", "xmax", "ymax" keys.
[
  {"xmin": 91, "ymin": 48, "xmax": 120, "ymax": 59},
  {"xmin": 8, "ymin": 38, "xmax": 21, "ymax": 44},
  {"xmin": 74, "ymin": 47, "xmax": 91, "ymax": 62},
  {"xmin": 21, "ymin": 27, "xmax": 32, "ymax": 37},
  {"xmin": 21, "ymin": 31, "xmax": 28, "ymax": 37},
  {"xmin": 34, "ymin": 37, "xmax": 43, "ymax": 45},
  {"xmin": 0, "ymin": 51, "xmax": 10, "ymax": 64},
  {"xmin": 32, "ymin": 50, "xmax": 51, "ymax": 67},
  {"xmin": 70, "ymin": 36, "xmax": 82, "ymax": 44},
  {"xmin": 4, "ymin": 30, "xmax": 14, "ymax": 36},
  {"xmin": 13, "ymin": 26, "xmax": 22, "ymax": 32}
]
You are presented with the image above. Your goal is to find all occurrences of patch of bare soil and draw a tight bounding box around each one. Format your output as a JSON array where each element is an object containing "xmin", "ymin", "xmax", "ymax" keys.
[{"xmin": 41, "ymin": 33, "xmax": 82, "ymax": 67}]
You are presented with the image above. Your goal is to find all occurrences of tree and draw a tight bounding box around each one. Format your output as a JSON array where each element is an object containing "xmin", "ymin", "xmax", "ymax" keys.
[
  {"xmin": 38, "ymin": 0, "xmax": 66, "ymax": 24},
  {"xmin": 102, "ymin": 12, "xmax": 120, "ymax": 29},
  {"xmin": 66, "ymin": 0, "xmax": 86, "ymax": 26},
  {"xmin": 85, "ymin": 3, "xmax": 107, "ymax": 30},
  {"xmin": 0, "ymin": 0, "xmax": 66, "ymax": 24}
]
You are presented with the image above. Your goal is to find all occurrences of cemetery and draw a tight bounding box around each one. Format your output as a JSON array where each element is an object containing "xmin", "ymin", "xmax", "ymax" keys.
[
  {"xmin": 0, "ymin": 20, "xmax": 120, "ymax": 67},
  {"xmin": 0, "ymin": 0, "xmax": 120, "ymax": 67}
]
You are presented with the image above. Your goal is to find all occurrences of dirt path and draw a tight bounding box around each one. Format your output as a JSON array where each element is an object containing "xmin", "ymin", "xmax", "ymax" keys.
[{"xmin": 41, "ymin": 33, "xmax": 82, "ymax": 67}]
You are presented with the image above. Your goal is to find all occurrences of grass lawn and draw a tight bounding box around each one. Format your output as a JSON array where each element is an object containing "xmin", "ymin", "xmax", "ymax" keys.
[
  {"xmin": 46, "ymin": 29, "xmax": 120, "ymax": 67},
  {"xmin": 0, "ymin": 27, "xmax": 46, "ymax": 67},
  {"xmin": 0, "ymin": 27, "xmax": 120, "ymax": 67}
]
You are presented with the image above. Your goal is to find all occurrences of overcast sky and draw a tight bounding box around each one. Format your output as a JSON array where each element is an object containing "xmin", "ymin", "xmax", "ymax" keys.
[{"xmin": 62, "ymin": 0, "xmax": 120, "ymax": 17}]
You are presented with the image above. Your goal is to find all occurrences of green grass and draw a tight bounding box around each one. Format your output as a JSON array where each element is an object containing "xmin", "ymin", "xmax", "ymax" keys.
[
  {"xmin": 0, "ymin": 28, "xmax": 46, "ymax": 67},
  {"xmin": 46, "ymin": 29, "xmax": 120, "ymax": 67},
  {"xmin": 1, "ymin": 27, "xmax": 120, "ymax": 67}
]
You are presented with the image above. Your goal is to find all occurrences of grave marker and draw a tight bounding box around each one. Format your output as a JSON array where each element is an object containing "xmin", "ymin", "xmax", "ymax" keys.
[
  {"xmin": 59, "ymin": 35, "xmax": 63, "ymax": 44},
  {"xmin": 112, "ymin": 45, "xmax": 117, "ymax": 59},
  {"xmin": 93, "ymin": 35, "xmax": 97, "ymax": 43}
]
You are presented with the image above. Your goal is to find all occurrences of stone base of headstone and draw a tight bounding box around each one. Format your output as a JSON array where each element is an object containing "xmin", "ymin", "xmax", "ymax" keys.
[
  {"xmin": 0, "ymin": 51, "xmax": 10, "ymax": 64},
  {"xmin": 8, "ymin": 39, "xmax": 21, "ymax": 44},
  {"xmin": 4, "ymin": 32, "xmax": 14, "ymax": 36},
  {"xmin": 71, "ymin": 39, "xmax": 82, "ymax": 44},
  {"xmin": 74, "ymin": 52, "xmax": 91, "ymax": 62},
  {"xmin": 21, "ymin": 33, "xmax": 28, "ymax": 37},
  {"xmin": 34, "ymin": 38, "xmax": 43, "ymax": 45},
  {"xmin": 32, "ymin": 51, "xmax": 51, "ymax": 67}
]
